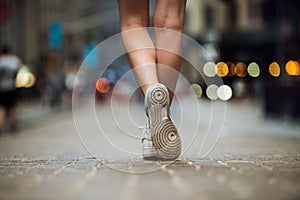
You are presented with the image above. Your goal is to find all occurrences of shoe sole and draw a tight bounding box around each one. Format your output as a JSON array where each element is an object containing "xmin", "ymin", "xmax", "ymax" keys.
[
  {"xmin": 145, "ymin": 84, "xmax": 181, "ymax": 160},
  {"xmin": 142, "ymin": 147, "xmax": 162, "ymax": 161}
]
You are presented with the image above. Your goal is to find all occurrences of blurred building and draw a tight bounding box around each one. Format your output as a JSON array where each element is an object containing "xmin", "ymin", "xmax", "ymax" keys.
[
  {"xmin": 1, "ymin": 0, "xmax": 299, "ymax": 64},
  {"xmin": 186, "ymin": 0, "xmax": 300, "ymax": 63},
  {"xmin": 0, "ymin": 0, "xmax": 120, "ymax": 64}
]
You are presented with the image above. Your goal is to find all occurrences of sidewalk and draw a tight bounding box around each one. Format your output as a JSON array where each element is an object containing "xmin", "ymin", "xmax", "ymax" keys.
[{"xmin": 0, "ymin": 99, "xmax": 299, "ymax": 200}]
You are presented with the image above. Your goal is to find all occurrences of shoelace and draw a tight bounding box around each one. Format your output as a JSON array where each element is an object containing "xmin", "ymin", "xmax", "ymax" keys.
[
  {"xmin": 139, "ymin": 120, "xmax": 154, "ymax": 144},
  {"xmin": 138, "ymin": 123, "xmax": 150, "ymax": 136},
  {"xmin": 140, "ymin": 123, "xmax": 154, "ymax": 148}
]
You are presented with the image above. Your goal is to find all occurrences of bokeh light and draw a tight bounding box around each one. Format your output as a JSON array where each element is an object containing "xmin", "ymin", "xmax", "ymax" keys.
[
  {"xmin": 15, "ymin": 65, "xmax": 36, "ymax": 88},
  {"xmin": 191, "ymin": 83, "xmax": 202, "ymax": 98},
  {"xmin": 269, "ymin": 62, "xmax": 281, "ymax": 77},
  {"xmin": 96, "ymin": 77, "xmax": 110, "ymax": 93},
  {"xmin": 285, "ymin": 60, "xmax": 300, "ymax": 76},
  {"xmin": 15, "ymin": 71, "xmax": 36, "ymax": 88},
  {"xmin": 203, "ymin": 62, "xmax": 216, "ymax": 77},
  {"xmin": 206, "ymin": 84, "xmax": 218, "ymax": 100},
  {"xmin": 235, "ymin": 62, "xmax": 247, "ymax": 77},
  {"xmin": 247, "ymin": 62, "xmax": 260, "ymax": 77},
  {"xmin": 227, "ymin": 62, "xmax": 236, "ymax": 76},
  {"xmin": 217, "ymin": 85, "xmax": 233, "ymax": 101},
  {"xmin": 215, "ymin": 62, "xmax": 229, "ymax": 77}
]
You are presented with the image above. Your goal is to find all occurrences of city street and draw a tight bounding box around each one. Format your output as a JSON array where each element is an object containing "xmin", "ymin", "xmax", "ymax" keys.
[
  {"xmin": 0, "ymin": 99, "xmax": 299, "ymax": 200},
  {"xmin": 1, "ymin": 0, "xmax": 299, "ymax": 199}
]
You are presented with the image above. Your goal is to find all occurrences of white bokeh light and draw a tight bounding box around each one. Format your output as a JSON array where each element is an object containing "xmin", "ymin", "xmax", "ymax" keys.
[{"xmin": 217, "ymin": 85, "xmax": 233, "ymax": 101}]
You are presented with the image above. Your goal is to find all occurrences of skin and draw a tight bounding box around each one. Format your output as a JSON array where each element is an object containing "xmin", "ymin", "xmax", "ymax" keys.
[{"xmin": 118, "ymin": 0, "xmax": 187, "ymax": 103}]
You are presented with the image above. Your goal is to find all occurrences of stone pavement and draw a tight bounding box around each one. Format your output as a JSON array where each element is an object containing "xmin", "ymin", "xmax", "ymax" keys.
[{"xmin": 0, "ymin": 100, "xmax": 299, "ymax": 200}]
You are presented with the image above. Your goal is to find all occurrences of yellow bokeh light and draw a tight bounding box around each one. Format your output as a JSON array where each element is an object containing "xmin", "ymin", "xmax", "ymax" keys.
[
  {"xmin": 247, "ymin": 62, "xmax": 260, "ymax": 77},
  {"xmin": 269, "ymin": 62, "xmax": 280, "ymax": 77},
  {"xmin": 191, "ymin": 83, "xmax": 202, "ymax": 98},
  {"xmin": 215, "ymin": 62, "xmax": 229, "ymax": 77},
  {"xmin": 15, "ymin": 72, "xmax": 36, "ymax": 88},
  {"xmin": 285, "ymin": 60, "xmax": 300, "ymax": 76},
  {"xmin": 235, "ymin": 62, "xmax": 247, "ymax": 77}
]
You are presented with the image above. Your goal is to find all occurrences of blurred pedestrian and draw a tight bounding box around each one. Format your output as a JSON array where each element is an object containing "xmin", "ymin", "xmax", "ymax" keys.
[
  {"xmin": 64, "ymin": 58, "xmax": 81, "ymax": 106},
  {"xmin": 0, "ymin": 45, "xmax": 22, "ymax": 133},
  {"xmin": 118, "ymin": 0, "xmax": 187, "ymax": 160}
]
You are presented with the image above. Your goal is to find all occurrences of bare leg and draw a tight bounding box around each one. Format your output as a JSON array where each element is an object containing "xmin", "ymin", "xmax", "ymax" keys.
[
  {"xmin": 118, "ymin": 0, "xmax": 158, "ymax": 94},
  {"xmin": 154, "ymin": 0, "xmax": 187, "ymax": 103}
]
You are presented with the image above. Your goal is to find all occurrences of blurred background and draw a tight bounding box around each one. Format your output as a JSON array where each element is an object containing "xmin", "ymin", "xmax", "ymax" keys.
[{"xmin": 0, "ymin": 0, "xmax": 299, "ymax": 131}]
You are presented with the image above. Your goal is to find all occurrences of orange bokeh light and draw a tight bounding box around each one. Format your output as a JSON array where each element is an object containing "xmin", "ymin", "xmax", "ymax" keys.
[
  {"xmin": 235, "ymin": 62, "xmax": 247, "ymax": 77},
  {"xmin": 269, "ymin": 62, "xmax": 281, "ymax": 77},
  {"xmin": 285, "ymin": 60, "xmax": 300, "ymax": 76},
  {"xmin": 226, "ymin": 62, "xmax": 236, "ymax": 76},
  {"xmin": 216, "ymin": 62, "xmax": 229, "ymax": 77},
  {"xmin": 96, "ymin": 77, "xmax": 110, "ymax": 93}
]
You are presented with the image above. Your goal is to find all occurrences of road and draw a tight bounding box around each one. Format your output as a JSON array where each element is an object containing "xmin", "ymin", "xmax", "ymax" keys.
[{"xmin": 0, "ymin": 99, "xmax": 299, "ymax": 200}]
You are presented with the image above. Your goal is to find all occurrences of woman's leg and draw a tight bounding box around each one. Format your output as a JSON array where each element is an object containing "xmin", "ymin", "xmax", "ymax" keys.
[
  {"xmin": 153, "ymin": 0, "xmax": 187, "ymax": 103},
  {"xmin": 118, "ymin": 0, "xmax": 158, "ymax": 94}
]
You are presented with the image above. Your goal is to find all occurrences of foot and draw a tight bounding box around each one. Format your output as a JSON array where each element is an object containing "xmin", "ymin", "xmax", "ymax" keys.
[{"xmin": 142, "ymin": 83, "xmax": 181, "ymax": 161}]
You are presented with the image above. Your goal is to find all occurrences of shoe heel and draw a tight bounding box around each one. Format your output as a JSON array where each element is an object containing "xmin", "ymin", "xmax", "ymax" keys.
[
  {"xmin": 145, "ymin": 84, "xmax": 169, "ymax": 107},
  {"xmin": 151, "ymin": 119, "xmax": 181, "ymax": 160}
]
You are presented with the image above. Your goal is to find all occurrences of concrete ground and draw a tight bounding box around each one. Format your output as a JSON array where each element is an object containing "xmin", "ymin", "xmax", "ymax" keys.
[{"xmin": 0, "ymin": 99, "xmax": 299, "ymax": 200}]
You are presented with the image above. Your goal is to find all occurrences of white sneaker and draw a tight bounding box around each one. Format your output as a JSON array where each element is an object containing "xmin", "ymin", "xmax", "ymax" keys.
[{"xmin": 142, "ymin": 83, "xmax": 181, "ymax": 161}]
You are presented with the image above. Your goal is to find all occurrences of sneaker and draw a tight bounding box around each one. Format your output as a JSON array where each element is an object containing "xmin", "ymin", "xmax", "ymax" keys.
[{"xmin": 142, "ymin": 83, "xmax": 181, "ymax": 161}]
